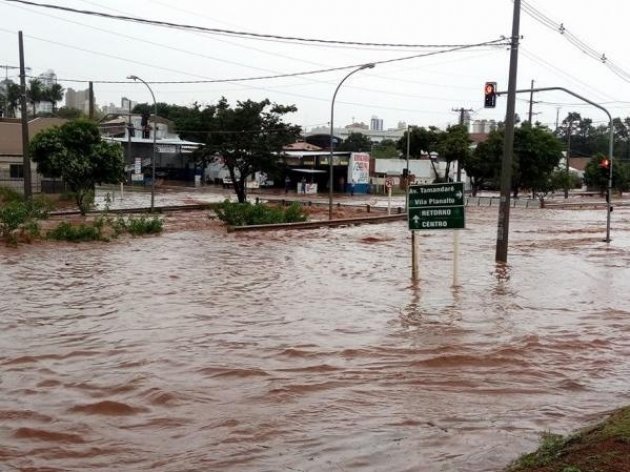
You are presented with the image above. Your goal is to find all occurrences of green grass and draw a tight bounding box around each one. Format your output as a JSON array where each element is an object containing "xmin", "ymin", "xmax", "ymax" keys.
[{"xmin": 506, "ymin": 406, "xmax": 630, "ymax": 472}]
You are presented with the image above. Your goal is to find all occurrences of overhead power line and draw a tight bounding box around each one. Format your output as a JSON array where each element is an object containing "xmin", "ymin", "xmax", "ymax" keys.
[
  {"xmin": 23, "ymin": 39, "xmax": 509, "ymax": 85},
  {"xmin": 519, "ymin": 0, "xmax": 630, "ymax": 83},
  {"xmin": 3, "ymin": 0, "xmax": 500, "ymax": 49}
]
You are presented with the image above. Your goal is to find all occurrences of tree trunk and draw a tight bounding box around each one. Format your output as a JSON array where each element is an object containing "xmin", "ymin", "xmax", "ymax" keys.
[
  {"xmin": 233, "ymin": 177, "xmax": 246, "ymax": 203},
  {"xmin": 430, "ymin": 160, "xmax": 440, "ymax": 182}
]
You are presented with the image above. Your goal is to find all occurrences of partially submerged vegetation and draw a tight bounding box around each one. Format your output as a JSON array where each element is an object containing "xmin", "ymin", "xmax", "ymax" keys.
[
  {"xmin": 46, "ymin": 214, "xmax": 163, "ymax": 242},
  {"xmin": 215, "ymin": 200, "xmax": 307, "ymax": 226},
  {"xmin": 506, "ymin": 406, "xmax": 630, "ymax": 472},
  {"xmin": 1, "ymin": 188, "xmax": 163, "ymax": 245},
  {"xmin": 0, "ymin": 188, "xmax": 51, "ymax": 245}
]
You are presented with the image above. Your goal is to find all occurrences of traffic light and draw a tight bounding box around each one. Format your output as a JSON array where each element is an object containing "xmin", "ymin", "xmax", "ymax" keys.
[
  {"xmin": 599, "ymin": 158, "xmax": 610, "ymax": 169},
  {"xmin": 484, "ymin": 82, "xmax": 497, "ymax": 108}
]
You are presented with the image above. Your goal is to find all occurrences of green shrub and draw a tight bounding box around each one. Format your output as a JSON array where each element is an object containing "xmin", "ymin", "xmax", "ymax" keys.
[
  {"xmin": 284, "ymin": 203, "xmax": 308, "ymax": 223},
  {"xmin": 47, "ymin": 221, "xmax": 103, "ymax": 242},
  {"xmin": 215, "ymin": 200, "xmax": 308, "ymax": 226},
  {"xmin": 0, "ymin": 187, "xmax": 23, "ymax": 204},
  {"xmin": 126, "ymin": 215, "xmax": 163, "ymax": 235},
  {"xmin": 46, "ymin": 214, "xmax": 162, "ymax": 242},
  {"xmin": 0, "ymin": 194, "xmax": 50, "ymax": 244}
]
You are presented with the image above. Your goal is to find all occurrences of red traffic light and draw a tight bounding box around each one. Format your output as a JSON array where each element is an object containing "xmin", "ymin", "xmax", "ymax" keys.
[
  {"xmin": 484, "ymin": 82, "xmax": 497, "ymax": 108},
  {"xmin": 599, "ymin": 158, "xmax": 610, "ymax": 169}
]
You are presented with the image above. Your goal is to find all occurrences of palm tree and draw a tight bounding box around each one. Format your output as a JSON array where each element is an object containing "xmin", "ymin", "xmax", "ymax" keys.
[
  {"xmin": 27, "ymin": 78, "xmax": 44, "ymax": 117},
  {"xmin": 43, "ymin": 83, "xmax": 64, "ymax": 114},
  {"xmin": 5, "ymin": 82, "xmax": 21, "ymax": 118}
]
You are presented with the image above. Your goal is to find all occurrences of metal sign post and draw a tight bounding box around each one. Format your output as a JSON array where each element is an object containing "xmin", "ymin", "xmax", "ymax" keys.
[{"xmin": 408, "ymin": 182, "xmax": 466, "ymax": 284}]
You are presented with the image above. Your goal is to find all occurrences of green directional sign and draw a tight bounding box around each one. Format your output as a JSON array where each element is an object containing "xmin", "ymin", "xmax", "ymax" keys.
[
  {"xmin": 408, "ymin": 206, "xmax": 465, "ymax": 230},
  {"xmin": 408, "ymin": 183, "xmax": 464, "ymax": 207},
  {"xmin": 408, "ymin": 182, "xmax": 465, "ymax": 230}
]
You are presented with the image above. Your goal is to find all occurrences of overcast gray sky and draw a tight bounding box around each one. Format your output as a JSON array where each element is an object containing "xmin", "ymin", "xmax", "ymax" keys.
[{"xmin": 2, "ymin": 0, "xmax": 629, "ymax": 132}]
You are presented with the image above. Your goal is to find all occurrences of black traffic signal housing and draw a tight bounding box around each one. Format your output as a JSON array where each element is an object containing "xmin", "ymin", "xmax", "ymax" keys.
[
  {"xmin": 599, "ymin": 158, "xmax": 610, "ymax": 170},
  {"xmin": 484, "ymin": 82, "xmax": 497, "ymax": 108}
]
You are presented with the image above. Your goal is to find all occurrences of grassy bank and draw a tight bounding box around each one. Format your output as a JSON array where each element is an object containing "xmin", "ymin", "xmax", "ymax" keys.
[{"xmin": 506, "ymin": 406, "xmax": 630, "ymax": 472}]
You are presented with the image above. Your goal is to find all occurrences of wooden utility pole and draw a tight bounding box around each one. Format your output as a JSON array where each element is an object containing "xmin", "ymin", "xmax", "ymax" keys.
[
  {"xmin": 18, "ymin": 31, "xmax": 31, "ymax": 199},
  {"xmin": 88, "ymin": 81, "xmax": 94, "ymax": 120},
  {"xmin": 495, "ymin": 0, "xmax": 522, "ymax": 263}
]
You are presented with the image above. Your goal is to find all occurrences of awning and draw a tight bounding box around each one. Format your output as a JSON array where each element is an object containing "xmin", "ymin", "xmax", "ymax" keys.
[{"xmin": 292, "ymin": 168, "xmax": 327, "ymax": 174}]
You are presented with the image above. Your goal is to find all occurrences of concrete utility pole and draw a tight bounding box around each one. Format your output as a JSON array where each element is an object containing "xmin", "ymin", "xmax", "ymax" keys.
[
  {"xmin": 528, "ymin": 79, "xmax": 535, "ymax": 123},
  {"xmin": 18, "ymin": 31, "xmax": 31, "ymax": 199},
  {"xmin": 452, "ymin": 107, "xmax": 473, "ymax": 182},
  {"xmin": 495, "ymin": 0, "xmax": 522, "ymax": 264}
]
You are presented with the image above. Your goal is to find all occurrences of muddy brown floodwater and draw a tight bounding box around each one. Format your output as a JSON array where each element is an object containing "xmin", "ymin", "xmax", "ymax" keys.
[{"xmin": 1, "ymin": 206, "xmax": 629, "ymax": 471}]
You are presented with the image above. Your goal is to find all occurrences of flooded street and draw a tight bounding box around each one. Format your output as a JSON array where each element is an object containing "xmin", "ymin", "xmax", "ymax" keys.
[{"xmin": 1, "ymin": 205, "xmax": 629, "ymax": 471}]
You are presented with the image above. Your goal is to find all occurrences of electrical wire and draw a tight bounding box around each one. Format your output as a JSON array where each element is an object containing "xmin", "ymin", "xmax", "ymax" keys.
[
  {"xmin": 2, "ymin": 0, "xmax": 503, "ymax": 50},
  {"xmin": 18, "ymin": 39, "xmax": 508, "ymax": 85},
  {"xmin": 518, "ymin": 0, "xmax": 630, "ymax": 84}
]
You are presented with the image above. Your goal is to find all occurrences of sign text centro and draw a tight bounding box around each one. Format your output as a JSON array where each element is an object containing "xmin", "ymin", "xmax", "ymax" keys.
[{"xmin": 408, "ymin": 182, "xmax": 465, "ymax": 230}]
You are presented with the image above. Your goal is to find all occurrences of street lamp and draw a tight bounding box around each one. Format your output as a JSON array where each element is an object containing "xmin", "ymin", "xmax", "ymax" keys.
[
  {"xmin": 328, "ymin": 63, "xmax": 375, "ymax": 220},
  {"xmin": 127, "ymin": 75, "xmax": 157, "ymax": 212},
  {"xmin": 405, "ymin": 124, "xmax": 411, "ymax": 211}
]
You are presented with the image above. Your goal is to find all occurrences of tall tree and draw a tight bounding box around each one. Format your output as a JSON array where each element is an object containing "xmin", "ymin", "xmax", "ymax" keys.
[
  {"xmin": 397, "ymin": 125, "xmax": 442, "ymax": 159},
  {"xmin": 43, "ymin": 83, "xmax": 64, "ymax": 114},
  {"xmin": 338, "ymin": 132, "xmax": 372, "ymax": 152},
  {"xmin": 197, "ymin": 97, "xmax": 301, "ymax": 203},
  {"xmin": 465, "ymin": 129, "xmax": 503, "ymax": 195},
  {"xmin": 371, "ymin": 139, "xmax": 399, "ymax": 159},
  {"xmin": 5, "ymin": 82, "xmax": 21, "ymax": 118},
  {"xmin": 466, "ymin": 124, "xmax": 563, "ymax": 197},
  {"xmin": 30, "ymin": 120, "xmax": 125, "ymax": 214},
  {"xmin": 513, "ymin": 123, "xmax": 563, "ymax": 196},
  {"xmin": 27, "ymin": 78, "xmax": 44, "ymax": 117},
  {"xmin": 437, "ymin": 124, "xmax": 471, "ymax": 182}
]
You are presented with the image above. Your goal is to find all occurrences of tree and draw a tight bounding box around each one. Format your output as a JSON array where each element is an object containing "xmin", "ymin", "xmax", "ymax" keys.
[
  {"xmin": 55, "ymin": 106, "xmax": 85, "ymax": 120},
  {"xmin": 513, "ymin": 124, "xmax": 563, "ymax": 197},
  {"xmin": 30, "ymin": 120, "xmax": 125, "ymax": 214},
  {"xmin": 197, "ymin": 97, "xmax": 302, "ymax": 203},
  {"xmin": 371, "ymin": 139, "xmax": 399, "ymax": 159},
  {"xmin": 338, "ymin": 132, "xmax": 372, "ymax": 152},
  {"xmin": 27, "ymin": 78, "xmax": 44, "ymax": 117},
  {"xmin": 583, "ymin": 154, "xmax": 622, "ymax": 196},
  {"xmin": 0, "ymin": 80, "xmax": 21, "ymax": 118},
  {"xmin": 465, "ymin": 129, "xmax": 503, "ymax": 195},
  {"xmin": 42, "ymin": 83, "xmax": 64, "ymax": 114},
  {"xmin": 437, "ymin": 124, "xmax": 470, "ymax": 182},
  {"xmin": 397, "ymin": 125, "xmax": 442, "ymax": 159},
  {"xmin": 465, "ymin": 124, "xmax": 562, "ymax": 197}
]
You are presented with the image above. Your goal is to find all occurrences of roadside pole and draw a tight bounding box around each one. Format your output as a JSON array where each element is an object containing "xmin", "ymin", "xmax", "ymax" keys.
[
  {"xmin": 411, "ymin": 231, "xmax": 418, "ymax": 282},
  {"xmin": 453, "ymin": 229, "xmax": 460, "ymax": 287},
  {"xmin": 495, "ymin": 0, "xmax": 522, "ymax": 263},
  {"xmin": 386, "ymin": 178, "xmax": 392, "ymax": 215},
  {"xmin": 408, "ymin": 183, "xmax": 465, "ymax": 284}
]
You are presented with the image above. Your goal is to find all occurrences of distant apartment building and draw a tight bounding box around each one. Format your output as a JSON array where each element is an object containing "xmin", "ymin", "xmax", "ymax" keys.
[
  {"xmin": 102, "ymin": 97, "xmax": 138, "ymax": 116},
  {"xmin": 309, "ymin": 118, "xmax": 406, "ymax": 145},
  {"xmin": 65, "ymin": 87, "xmax": 92, "ymax": 114},
  {"xmin": 370, "ymin": 115, "xmax": 383, "ymax": 131}
]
